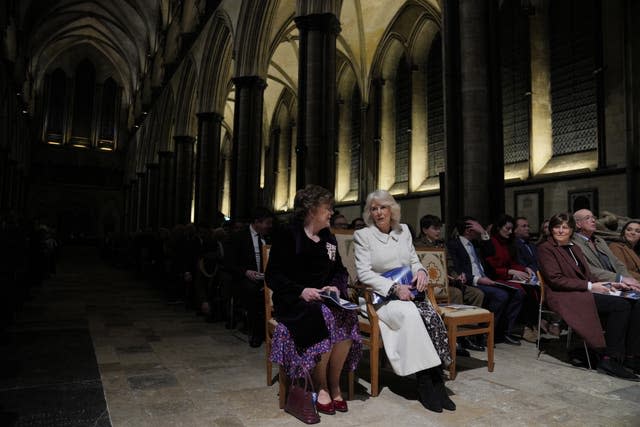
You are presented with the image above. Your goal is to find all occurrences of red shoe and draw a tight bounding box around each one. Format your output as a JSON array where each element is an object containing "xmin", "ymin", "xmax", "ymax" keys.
[
  {"xmin": 333, "ymin": 399, "xmax": 348, "ymax": 412},
  {"xmin": 315, "ymin": 400, "xmax": 335, "ymax": 415}
]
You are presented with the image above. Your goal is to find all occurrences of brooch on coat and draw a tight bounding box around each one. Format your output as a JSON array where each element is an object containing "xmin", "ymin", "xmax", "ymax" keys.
[{"xmin": 326, "ymin": 242, "xmax": 336, "ymax": 261}]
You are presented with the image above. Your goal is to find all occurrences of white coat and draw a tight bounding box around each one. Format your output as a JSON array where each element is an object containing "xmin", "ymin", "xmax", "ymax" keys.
[{"xmin": 353, "ymin": 224, "xmax": 441, "ymax": 376}]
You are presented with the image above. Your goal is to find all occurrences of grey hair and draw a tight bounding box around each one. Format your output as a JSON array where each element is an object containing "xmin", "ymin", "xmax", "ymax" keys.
[{"xmin": 363, "ymin": 189, "xmax": 402, "ymax": 232}]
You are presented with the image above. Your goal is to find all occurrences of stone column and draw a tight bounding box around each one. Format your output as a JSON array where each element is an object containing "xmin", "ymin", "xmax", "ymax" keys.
[
  {"xmin": 137, "ymin": 172, "xmax": 147, "ymax": 230},
  {"xmin": 174, "ymin": 135, "xmax": 195, "ymax": 225},
  {"xmin": 4, "ymin": 160, "xmax": 16, "ymax": 211},
  {"xmin": 146, "ymin": 163, "xmax": 160, "ymax": 231},
  {"xmin": 14, "ymin": 168, "xmax": 25, "ymax": 215},
  {"xmin": 129, "ymin": 179, "xmax": 139, "ymax": 232},
  {"xmin": 264, "ymin": 127, "xmax": 280, "ymax": 209},
  {"xmin": 157, "ymin": 151, "xmax": 176, "ymax": 229},
  {"xmin": 444, "ymin": 0, "xmax": 504, "ymax": 226},
  {"xmin": 231, "ymin": 76, "xmax": 266, "ymax": 221},
  {"xmin": 294, "ymin": 13, "xmax": 340, "ymax": 190},
  {"xmin": 123, "ymin": 184, "xmax": 131, "ymax": 233},
  {"xmin": 626, "ymin": 0, "xmax": 640, "ymax": 217},
  {"xmin": 195, "ymin": 112, "xmax": 222, "ymax": 226},
  {"xmin": 0, "ymin": 148, "xmax": 8, "ymax": 210}
]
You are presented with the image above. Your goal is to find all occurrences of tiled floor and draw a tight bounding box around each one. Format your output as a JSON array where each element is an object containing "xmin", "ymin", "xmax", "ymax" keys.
[{"xmin": 4, "ymin": 246, "xmax": 640, "ymax": 426}]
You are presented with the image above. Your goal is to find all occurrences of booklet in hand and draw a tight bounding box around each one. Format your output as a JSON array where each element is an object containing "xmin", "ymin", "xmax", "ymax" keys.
[
  {"xmin": 606, "ymin": 288, "xmax": 640, "ymax": 300},
  {"xmin": 320, "ymin": 290, "xmax": 359, "ymax": 310},
  {"xmin": 371, "ymin": 266, "xmax": 423, "ymax": 304}
]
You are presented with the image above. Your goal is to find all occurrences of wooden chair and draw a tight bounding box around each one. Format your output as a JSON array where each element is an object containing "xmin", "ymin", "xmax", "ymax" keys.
[
  {"xmin": 348, "ymin": 281, "xmax": 384, "ymax": 396},
  {"xmin": 263, "ymin": 244, "xmax": 354, "ymax": 409},
  {"xmin": 535, "ymin": 271, "xmax": 592, "ymax": 369},
  {"xmin": 333, "ymin": 229, "xmax": 384, "ymax": 397},
  {"xmin": 416, "ymin": 247, "xmax": 495, "ymax": 380}
]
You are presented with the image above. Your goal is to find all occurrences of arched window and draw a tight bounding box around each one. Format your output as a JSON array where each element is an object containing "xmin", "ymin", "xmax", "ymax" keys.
[
  {"xmin": 349, "ymin": 84, "xmax": 361, "ymax": 193},
  {"xmin": 46, "ymin": 68, "xmax": 67, "ymax": 144},
  {"xmin": 395, "ymin": 54, "xmax": 411, "ymax": 184},
  {"xmin": 501, "ymin": 0, "xmax": 531, "ymax": 164},
  {"xmin": 426, "ymin": 34, "xmax": 444, "ymax": 177},
  {"xmin": 70, "ymin": 59, "xmax": 96, "ymax": 146},
  {"xmin": 99, "ymin": 77, "xmax": 117, "ymax": 144},
  {"xmin": 550, "ymin": 0, "xmax": 598, "ymax": 155}
]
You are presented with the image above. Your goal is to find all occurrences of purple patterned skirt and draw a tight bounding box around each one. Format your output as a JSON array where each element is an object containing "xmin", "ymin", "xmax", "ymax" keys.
[{"xmin": 270, "ymin": 303, "xmax": 362, "ymax": 379}]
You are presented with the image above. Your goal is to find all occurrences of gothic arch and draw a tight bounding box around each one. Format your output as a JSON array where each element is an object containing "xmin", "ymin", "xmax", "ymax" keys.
[
  {"xmin": 158, "ymin": 88, "xmax": 176, "ymax": 152},
  {"xmin": 266, "ymin": 87, "xmax": 296, "ymax": 212},
  {"xmin": 173, "ymin": 56, "xmax": 198, "ymax": 136},
  {"xmin": 234, "ymin": 0, "xmax": 281, "ymax": 77},
  {"xmin": 368, "ymin": 1, "xmax": 442, "ymax": 194},
  {"xmin": 336, "ymin": 53, "xmax": 360, "ymax": 202},
  {"xmin": 198, "ymin": 11, "xmax": 234, "ymax": 114}
]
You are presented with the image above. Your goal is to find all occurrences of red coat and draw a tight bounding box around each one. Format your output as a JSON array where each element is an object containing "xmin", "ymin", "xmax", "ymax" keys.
[
  {"xmin": 485, "ymin": 236, "xmax": 526, "ymax": 280},
  {"xmin": 537, "ymin": 239, "xmax": 606, "ymax": 350}
]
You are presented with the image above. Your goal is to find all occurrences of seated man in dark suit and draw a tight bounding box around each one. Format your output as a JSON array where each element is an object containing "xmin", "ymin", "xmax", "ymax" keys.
[
  {"xmin": 513, "ymin": 216, "xmax": 540, "ymax": 273},
  {"xmin": 415, "ymin": 214, "xmax": 484, "ymax": 354},
  {"xmin": 447, "ymin": 217, "xmax": 525, "ymax": 345},
  {"xmin": 228, "ymin": 207, "xmax": 274, "ymax": 347}
]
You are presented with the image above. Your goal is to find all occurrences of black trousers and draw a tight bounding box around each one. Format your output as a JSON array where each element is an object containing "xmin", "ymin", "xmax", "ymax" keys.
[
  {"xmin": 236, "ymin": 277, "xmax": 265, "ymax": 340},
  {"xmin": 593, "ymin": 293, "xmax": 640, "ymax": 358}
]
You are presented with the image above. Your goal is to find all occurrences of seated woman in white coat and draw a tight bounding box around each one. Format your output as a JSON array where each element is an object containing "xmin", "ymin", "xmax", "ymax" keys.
[{"xmin": 353, "ymin": 189, "xmax": 455, "ymax": 413}]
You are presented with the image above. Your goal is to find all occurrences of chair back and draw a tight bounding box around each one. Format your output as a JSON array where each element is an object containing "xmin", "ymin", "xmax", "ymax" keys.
[
  {"xmin": 263, "ymin": 244, "xmax": 273, "ymax": 323},
  {"xmin": 332, "ymin": 228, "xmax": 358, "ymax": 286},
  {"xmin": 536, "ymin": 271, "xmax": 546, "ymax": 304},
  {"xmin": 415, "ymin": 246, "xmax": 450, "ymax": 307}
]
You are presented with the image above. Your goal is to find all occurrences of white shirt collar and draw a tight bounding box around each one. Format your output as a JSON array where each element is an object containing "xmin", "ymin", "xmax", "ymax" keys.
[{"xmin": 459, "ymin": 236, "xmax": 472, "ymax": 247}]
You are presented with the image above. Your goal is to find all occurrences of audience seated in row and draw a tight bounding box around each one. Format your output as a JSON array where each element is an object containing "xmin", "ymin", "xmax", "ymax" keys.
[
  {"xmin": 447, "ymin": 217, "xmax": 525, "ymax": 346},
  {"xmin": 538, "ymin": 212, "xmax": 640, "ymax": 380}
]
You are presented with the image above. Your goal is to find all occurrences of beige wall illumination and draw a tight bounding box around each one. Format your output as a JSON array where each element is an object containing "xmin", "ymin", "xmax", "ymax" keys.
[
  {"xmin": 379, "ymin": 78, "xmax": 396, "ymax": 191},
  {"xmin": 410, "ymin": 68, "xmax": 428, "ymax": 191},
  {"xmin": 530, "ymin": 0, "xmax": 552, "ymax": 176}
]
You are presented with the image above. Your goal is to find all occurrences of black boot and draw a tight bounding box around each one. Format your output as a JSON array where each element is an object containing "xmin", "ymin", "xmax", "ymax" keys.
[
  {"xmin": 431, "ymin": 367, "xmax": 456, "ymax": 411},
  {"xmin": 416, "ymin": 369, "xmax": 442, "ymax": 413}
]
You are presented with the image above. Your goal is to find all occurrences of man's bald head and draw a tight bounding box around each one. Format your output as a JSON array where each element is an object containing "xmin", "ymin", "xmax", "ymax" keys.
[{"xmin": 574, "ymin": 209, "xmax": 597, "ymax": 236}]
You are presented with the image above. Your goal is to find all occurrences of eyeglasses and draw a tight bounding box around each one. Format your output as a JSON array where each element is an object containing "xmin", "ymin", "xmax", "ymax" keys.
[{"xmin": 576, "ymin": 215, "xmax": 596, "ymax": 222}]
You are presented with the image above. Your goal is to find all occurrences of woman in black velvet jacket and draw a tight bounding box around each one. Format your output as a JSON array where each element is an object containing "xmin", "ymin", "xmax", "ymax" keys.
[{"xmin": 266, "ymin": 185, "xmax": 361, "ymax": 415}]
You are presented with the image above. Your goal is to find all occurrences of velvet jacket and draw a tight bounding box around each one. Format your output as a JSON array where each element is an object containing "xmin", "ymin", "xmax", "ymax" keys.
[
  {"xmin": 537, "ymin": 239, "xmax": 606, "ymax": 349},
  {"xmin": 265, "ymin": 224, "xmax": 349, "ymax": 349},
  {"xmin": 609, "ymin": 241, "xmax": 640, "ymax": 281}
]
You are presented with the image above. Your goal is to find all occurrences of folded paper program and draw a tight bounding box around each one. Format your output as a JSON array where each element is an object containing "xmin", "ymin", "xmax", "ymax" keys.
[{"xmin": 371, "ymin": 265, "xmax": 417, "ymax": 304}]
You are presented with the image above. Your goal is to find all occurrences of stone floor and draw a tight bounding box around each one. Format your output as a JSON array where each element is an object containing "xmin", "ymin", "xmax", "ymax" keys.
[{"xmin": 3, "ymin": 246, "xmax": 640, "ymax": 426}]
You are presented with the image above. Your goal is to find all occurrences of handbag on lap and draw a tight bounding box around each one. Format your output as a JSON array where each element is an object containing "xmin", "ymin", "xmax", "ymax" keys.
[{"xmin": 284, "ymin": 371, "xmax": 320, "ymax": 424}]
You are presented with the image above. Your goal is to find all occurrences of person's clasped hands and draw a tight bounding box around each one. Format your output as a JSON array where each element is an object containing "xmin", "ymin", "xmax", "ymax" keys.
[{"xmin": 394, "ymin": 269, "xmax": 428, "ymax": 301}]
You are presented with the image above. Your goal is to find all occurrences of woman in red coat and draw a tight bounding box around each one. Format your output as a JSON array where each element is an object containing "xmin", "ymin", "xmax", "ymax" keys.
[
  {"xmin": 538, "ymin": 213, "xmax": 640, "ymax": 380},
  {"xmin": 485, "ymin": 214, "xmax": 534, "ymax": 281},
  {"xmin": 485, "ymin": 214, "xmax": 536, "ymax": 334}
]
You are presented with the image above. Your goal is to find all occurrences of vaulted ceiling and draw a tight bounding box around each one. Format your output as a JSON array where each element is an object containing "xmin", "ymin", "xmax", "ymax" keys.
[{"xmin": 15, "ymin": 0, "xmax": 165, "ymax": 104}]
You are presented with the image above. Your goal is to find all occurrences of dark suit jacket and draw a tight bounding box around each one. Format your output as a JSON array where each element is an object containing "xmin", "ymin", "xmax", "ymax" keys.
[
  {"xmin": 537, "ymin": 239, "xmax": 605, "ymax": 349},
  {"xmin": 447, "ymin": 236, "xmax": 495, "ymax": 284},
  {"xmin": 227, "ymin": 227, "xmax": 261, "ymax": 279},
  {"xmin": 515, "ymin": 238, "xmax": 539, "ymax": 272}
]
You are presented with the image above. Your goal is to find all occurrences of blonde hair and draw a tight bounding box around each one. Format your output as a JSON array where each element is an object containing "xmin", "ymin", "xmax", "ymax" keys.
[{"xmin": 363, "ymin": 189, "xmax": 402, "ymax": 232}]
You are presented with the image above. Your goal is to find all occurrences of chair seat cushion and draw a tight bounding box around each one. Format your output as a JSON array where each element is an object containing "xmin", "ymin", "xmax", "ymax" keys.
[{"xmin": 440, "ymin": 307, "xmax": 490, "ymax": 318}]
